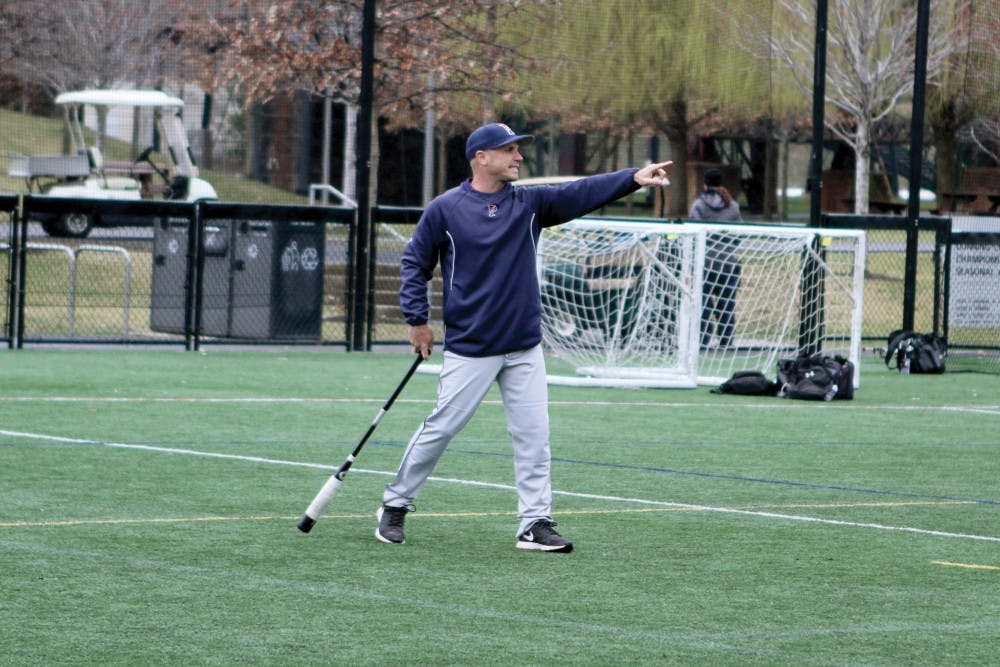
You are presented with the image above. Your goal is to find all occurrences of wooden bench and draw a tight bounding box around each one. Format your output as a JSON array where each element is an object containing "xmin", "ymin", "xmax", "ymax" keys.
[
  {"xmin": 951, "ymin": 168, "xmax": 1000, "ymax": 214},
  {"xmin": 937, "ymin": 191, "xmax": 980, "ymax": 214},
  {"xmin": 842, "ymin": 198, "xmax": 906, "ymax": 214}
]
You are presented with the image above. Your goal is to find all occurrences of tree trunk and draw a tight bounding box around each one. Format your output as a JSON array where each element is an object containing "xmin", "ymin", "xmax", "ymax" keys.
[
  {"xmin": 201, "ymin": 128, "xmax": 214, "ymax": 171},
  {"xmin": 779, "ymin": 124, "xmax": 790, "ymax": 221},
  {"xmin": 666, "ymin": 132, "xmax": 688, "ymax": 218},
  {"xmin": 343, "ymin": 102, "xmax": 358, "ymax": 201},
  {"xmin": 132, "ymin": 107, "xmax": 141, "ymax": 157},
  {"xmin": 201, "ymin": 92, "xmax": 214, "ymax": 170},
  {"xmin": 437, "ymin": 126, "xmax": 447, "ymax": 195},
  {"xmin": 852, "ymin": 119, "xmax": 870, "ymax": 215},
  {"xmin": 933, "ymin": 133, "xmax": 960, "ymax": 196},
  {"xmin": 245, "ymin": 102, "xmax": 260, "ymax": 179},
  {"xmin": 625, "ymin": 129, "xmax": 634, "ymax": 216},
  {"xmin": 929, "ymin": 105, "xmax": 962, "ymax": 196},
  {"xmin": 763, "ymin": 125, "xmax": 778, "ymax": 218},
  {"xmin": 368, "ymin": 116, "xmax": 380, "ymax": 206},
  {"xmin": 546, "ymin": 119, "xmax": 558, "ymax": 174},
  {"xmin": 96, "ymin": 107, "xmax": 108, "ymax": 155},
  {"xmin": 422, "ymin": 75, "xmax": 435, "ymax": 205},
  {"xmin": 663, "ymin": 96, "xmax": 688, "ymax": 218}
]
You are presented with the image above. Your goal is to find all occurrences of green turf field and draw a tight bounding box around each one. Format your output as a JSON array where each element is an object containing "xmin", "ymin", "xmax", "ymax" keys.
[{"xmin": 1, "ymin": 349, "xmax": 997, "ymax": 665}]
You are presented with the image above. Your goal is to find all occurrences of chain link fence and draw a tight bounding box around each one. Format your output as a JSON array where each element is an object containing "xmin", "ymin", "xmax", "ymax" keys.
[
  {"xmin": 3, "ymin": 196, "xmax": 998, "ymax": 374},
  {"xmin": 823, "ymin": 213, "xmax": 999, "ymax": 372},
  {"xmin": 1, "ymin": 194, "xmax": 18, "ymax": 346},
  {"xmin": 4, "ymin": 198, "xmax": 357, "ymax": 348}
]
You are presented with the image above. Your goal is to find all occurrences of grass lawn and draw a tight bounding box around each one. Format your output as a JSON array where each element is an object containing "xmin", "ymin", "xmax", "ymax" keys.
[{"xmin": 1, "ymin": 349, "xmax": 997, "ymax": 665}]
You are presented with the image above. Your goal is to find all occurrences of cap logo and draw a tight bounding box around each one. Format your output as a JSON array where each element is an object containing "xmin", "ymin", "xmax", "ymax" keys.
[{"xmin": 496, "ymin": 123, "xmax": 515, "ymax": 136}]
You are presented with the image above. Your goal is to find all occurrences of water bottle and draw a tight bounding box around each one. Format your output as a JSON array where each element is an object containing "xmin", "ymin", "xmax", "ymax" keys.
[{"xmin": 900, "ymin": 345, "xmax": 912, "ymax": 375}]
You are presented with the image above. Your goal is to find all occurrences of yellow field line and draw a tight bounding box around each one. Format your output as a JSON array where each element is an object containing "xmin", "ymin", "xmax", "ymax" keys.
[
  {"xmin": 0, "ymin": 499, "xmax": 978, "ymax": 528},
  {"xmin": 932, "ymin": 560, "xmax": 1000, "ymax": 571}
]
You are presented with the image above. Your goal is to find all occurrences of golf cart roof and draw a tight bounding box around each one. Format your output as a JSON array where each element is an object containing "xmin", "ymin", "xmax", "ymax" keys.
[{"xmin": 54, "ymin": 89, "xmax": 185, "ymax": 108}]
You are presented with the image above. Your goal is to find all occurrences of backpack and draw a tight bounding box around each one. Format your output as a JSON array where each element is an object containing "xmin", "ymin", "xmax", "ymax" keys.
[
  {"xmin": 777, "ymin": 354, "xmax": 855, "ymax": 401},
  {"xmin": 884, "ymin": 330, "xmax": 947, "ymax": 374},
  {"xmin": 711, "ymin": 370, "xmax": 780, "ymax": 396}
]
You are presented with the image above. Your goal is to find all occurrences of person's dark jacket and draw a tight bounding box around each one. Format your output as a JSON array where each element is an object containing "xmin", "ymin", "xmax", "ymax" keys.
[{"xmin": 401, "ymin": 170, "xmax": 640, "ymax": 356}]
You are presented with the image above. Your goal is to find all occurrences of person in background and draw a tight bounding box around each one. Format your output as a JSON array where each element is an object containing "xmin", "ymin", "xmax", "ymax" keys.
[
  {"xmin": 687, "ymin": 168, "xmax": 743, "ymax": 349},
  {"xmin": 377, "ymin": 122, "xmax": 673, "ymax": 552}
]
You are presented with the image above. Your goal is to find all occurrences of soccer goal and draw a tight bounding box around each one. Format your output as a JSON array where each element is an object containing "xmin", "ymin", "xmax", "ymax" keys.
[{"xmin": 537, "ymin": 219, "xmax": 866, "ymax": 388}]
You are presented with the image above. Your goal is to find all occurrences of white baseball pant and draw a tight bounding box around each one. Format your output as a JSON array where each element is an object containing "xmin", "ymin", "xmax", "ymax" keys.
[{"xmin": 382, "ymin": 344, "xmax": 553, "ymax": 535}]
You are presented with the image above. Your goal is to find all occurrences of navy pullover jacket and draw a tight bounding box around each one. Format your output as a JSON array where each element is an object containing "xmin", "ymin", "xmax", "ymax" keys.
[{"xmin": 400, "ymin": 169, "xmax": 641, "ymax": 357}]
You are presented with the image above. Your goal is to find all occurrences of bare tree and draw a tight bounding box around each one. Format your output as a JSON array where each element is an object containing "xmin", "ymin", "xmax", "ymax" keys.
[
  {"xmin": 3, "ymin": 0, "xmax": 174, "ymax": 94},
  {"xmin": 159, "ymin": 1, "xmax": 242, "ymax": 171},
  {"xmin": 934, "ymin": 0, "xmax": 1000, "ymax": 183},
  {"xmin": 958, "ymin": 118, "xmax": 1000, "ymax": 164},
  {"xmin": 196, "ymin": 1, "xmax": 532, "ymax": 124},
  {"xmin": 760, "ymin": 0, "xmax": 970, "ymax": 213},
  {"xmin": 180, "ymin": 0, "xmax": 536, "ymax": 198},
  {"xmin": 1, "ymin": 0, "xmax": 179, "ymax": 154}
]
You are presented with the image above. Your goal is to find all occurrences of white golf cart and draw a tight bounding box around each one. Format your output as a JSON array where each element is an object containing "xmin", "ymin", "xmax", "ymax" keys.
[{"xmin": 8, "ymin": 89, "xmax": 217, "ymax": 237}]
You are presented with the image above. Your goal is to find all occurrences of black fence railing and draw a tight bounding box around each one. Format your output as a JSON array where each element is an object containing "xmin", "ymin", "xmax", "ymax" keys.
[
  {"xmin": 3, "ymin": 197, "xmax": 362, "ymax": 350},
  {"xmin": 820, "ymin": 213, "xmax": 950, "ymax": 340},
  {"xmin": 2, "ymin": 194, "xmax": 20, "ymax": 347},
  {"xmin": 369, "ymin": 205, "xmax": 425, "ymax": 348},
  {"xmin": 3, "ymin": 196, "xmax": 997, "ymax": 372},
  {"xmin": 821, "ymin": 212, "xmax": 998, "ymax": 372}
]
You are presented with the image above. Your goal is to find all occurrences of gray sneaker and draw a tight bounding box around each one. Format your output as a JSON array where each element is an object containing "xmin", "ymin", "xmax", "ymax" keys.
[
  {"xmin": 516, "ymin": 519, "xmax": 573, "ymax": 553},
  {"xmin": 376, "ymin": 504, "xmax": 411, "ymax": 544}
]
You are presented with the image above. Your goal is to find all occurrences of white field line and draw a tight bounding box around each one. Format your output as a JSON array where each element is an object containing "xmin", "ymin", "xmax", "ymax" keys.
[
  {"xmin": 3, "ymin": 428, "xmax": 998, "ymax": 544},
  {"xmin": 932, "ymin": 560, "xmax": 1000, "ymax": 571},
  {"xmin": 2, "ymin": 395, "xmax": 999, "ymax": 416}
]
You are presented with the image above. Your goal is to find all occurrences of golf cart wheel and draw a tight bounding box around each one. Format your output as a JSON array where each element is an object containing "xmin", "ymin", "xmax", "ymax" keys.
[{"xmin": 58, "ymin": 213, "xmax": 93, "ymax": 238}]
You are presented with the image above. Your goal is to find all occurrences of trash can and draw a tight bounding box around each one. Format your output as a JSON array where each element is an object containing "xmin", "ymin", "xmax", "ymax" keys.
[
  {"xmin": 229, "ymin": 220, "xmax": 325, "ymax": 340},
  {"xmin": 151, "ymin": 217, "xmax": 324, "ymax": 340},
  {"xmin": 151, "ymin": 219, "xmax": 232, "ymax": 336},
  {"xmin": 199, "ymin": 222, "xmax": 232, "ymax": 337},
  {"xmin": 150, "ymin": 217, "xmax": 192, "ymax": 334}
]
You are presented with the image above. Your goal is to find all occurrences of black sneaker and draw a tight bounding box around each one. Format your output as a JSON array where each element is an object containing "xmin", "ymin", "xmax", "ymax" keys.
[
  {"xmin": 516, "ymin": 519, "xmax": 573, "ymax": 553},
  {"xmin": 376, "ymin": 504, "xmax": 411, "ymax": 544}
]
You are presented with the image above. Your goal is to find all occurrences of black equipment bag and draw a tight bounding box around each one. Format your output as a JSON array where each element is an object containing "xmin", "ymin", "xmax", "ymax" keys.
[
  {"xmin": 711, "ymin": 370, "xmax": 780, "ymax": 396},
  {"xmin": 884, "ymin": 330, "xmax": 947, "ymax": 374},
  {"xmin": 777, "ymin": 354, "xmax": 854, "ymax": 401}
]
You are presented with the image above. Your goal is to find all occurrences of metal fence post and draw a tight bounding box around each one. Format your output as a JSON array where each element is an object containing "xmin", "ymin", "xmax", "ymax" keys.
[
  {"xmin": 903, "ymin": 0, "xmax": 932, "ymax": 332},
  {"xmin": 4, "ymin": 196, "xmax": 21, "ymax": 348},
  {"xmin": 187, "ymin": 202, "xmax": 203, "ymax": 351}
]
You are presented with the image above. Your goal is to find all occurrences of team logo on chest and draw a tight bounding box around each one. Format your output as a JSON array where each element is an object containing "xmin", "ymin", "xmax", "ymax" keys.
[{"xmin": 487, "ymin": 203, "xmax": 498, "ymax": 218}]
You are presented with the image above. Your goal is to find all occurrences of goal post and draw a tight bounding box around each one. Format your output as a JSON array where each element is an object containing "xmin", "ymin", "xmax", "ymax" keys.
[{"xmin": 537, "ymin": 219, "xmax": 866, "ymax": 388}]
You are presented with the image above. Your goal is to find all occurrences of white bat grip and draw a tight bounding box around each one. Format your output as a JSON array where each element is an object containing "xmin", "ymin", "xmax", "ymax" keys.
[{"xmin": 304, "ymin": 475, "xmax": 342, "ymax": 520}]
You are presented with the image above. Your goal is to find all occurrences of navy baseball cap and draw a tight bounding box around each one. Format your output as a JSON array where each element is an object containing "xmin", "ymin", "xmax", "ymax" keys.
[{"xmin": 465, "ymin": 123, "xmax": 534, "ymax": 161}]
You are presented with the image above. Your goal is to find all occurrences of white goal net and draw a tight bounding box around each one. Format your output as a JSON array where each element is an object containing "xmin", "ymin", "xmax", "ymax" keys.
[{"xmin": 537, "ymin": 219, "xmax": 866, "ymax": 388}]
